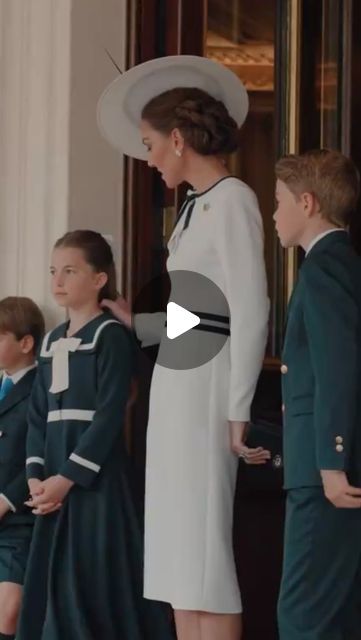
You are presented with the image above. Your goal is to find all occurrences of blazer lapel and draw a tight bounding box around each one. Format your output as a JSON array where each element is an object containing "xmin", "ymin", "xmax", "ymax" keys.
[
  {"xmin": 282, "ymin": 232, "xmax": 350, "ymax": 356},
  {"xmin": 0, "ymin": 369, "xmax": 37, "ymax": 416}
]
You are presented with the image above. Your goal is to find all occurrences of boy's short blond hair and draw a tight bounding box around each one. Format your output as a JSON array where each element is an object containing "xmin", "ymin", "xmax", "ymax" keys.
[
  {"xmin": 0, "ymin": 297, "xmax": 45, "ymax": 354},
  {"xmin": 275, "ymin": 149, "xmax": 360, "ymax": 227}
]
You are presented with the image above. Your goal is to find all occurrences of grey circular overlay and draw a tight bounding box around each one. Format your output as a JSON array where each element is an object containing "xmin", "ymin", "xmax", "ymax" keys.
[{"xmin": 132, "ymin": 270, "xmax": 230, "ymax": 370}]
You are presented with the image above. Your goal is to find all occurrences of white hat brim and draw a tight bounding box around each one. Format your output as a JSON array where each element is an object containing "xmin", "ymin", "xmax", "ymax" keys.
[{"xmin": 97, "ymin": 55, "xmax": 249, "ymax": 160}]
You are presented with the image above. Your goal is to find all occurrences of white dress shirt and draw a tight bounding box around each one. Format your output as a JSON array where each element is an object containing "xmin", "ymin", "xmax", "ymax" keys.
[
  {"xmin": 306, "ymin": 228, "xmax": 346, "ymax": 255},
  {"xmin": 2, "ymin": 363, "xmax": 37, "ymax": 385}
]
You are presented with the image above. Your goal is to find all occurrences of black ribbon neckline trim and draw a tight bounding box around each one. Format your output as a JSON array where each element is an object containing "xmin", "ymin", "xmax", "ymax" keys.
[{"xmin": 172, "ymin": 175, "xmax": 238, "ymax": 234}]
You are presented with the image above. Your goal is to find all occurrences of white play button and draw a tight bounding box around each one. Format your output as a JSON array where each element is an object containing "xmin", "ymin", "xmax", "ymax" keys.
[
  {"xmin": 166, "ymin": 302, "xmax": 200, "ymax": 340},
  {"xmin": 132, "ymin": 270, "xmax": 230, "ymax": 369}
]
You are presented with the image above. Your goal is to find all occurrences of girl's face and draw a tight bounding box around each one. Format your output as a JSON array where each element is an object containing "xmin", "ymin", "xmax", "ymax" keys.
[
  {"xmin": 50, "ymin": 247, "xmax": 107, "ymax": 310},
  {"xmin": 140, "ymin": 120, "xmax": 185, "ymax": 189}
]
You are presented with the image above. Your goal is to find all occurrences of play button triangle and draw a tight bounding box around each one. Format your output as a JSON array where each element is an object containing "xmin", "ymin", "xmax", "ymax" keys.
[{"xmin": 166, "ymin": 302, "xmax": 200, "ymax": 340}]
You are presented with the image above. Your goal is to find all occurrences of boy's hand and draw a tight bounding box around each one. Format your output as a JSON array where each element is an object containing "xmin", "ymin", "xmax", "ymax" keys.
[
  {"xmin": 321, "ymin": 470, "xmax": 361, "ymax": 508},
  {"xmin": 0, "ymin": 495, "xmax": 10, "ymax": 520},
  {"xmin": 25, "ymin": 475, "xmax": 74, "ymax": 515},
  {"xmin": 229, "ymin": 421, "xmax": 271, "ymax": 464}
]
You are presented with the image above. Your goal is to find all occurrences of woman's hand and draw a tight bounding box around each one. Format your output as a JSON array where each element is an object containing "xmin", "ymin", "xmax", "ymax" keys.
[
  {"xmin": 25, "ymin": 475, "xmax": 74, "ymax": 515},
  {"xmin": 229, "ymin": 421, "xmax": 271, "ymax": 464},
  {"xmin": 101, "ymin": 295, "xmax": 132, "ymax": 328}
]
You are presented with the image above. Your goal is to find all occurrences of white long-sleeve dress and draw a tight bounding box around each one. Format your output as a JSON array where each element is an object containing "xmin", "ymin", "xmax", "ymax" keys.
[{"xmin": 135, "ymin": 176, "xmax": 269, "ymax": 613}]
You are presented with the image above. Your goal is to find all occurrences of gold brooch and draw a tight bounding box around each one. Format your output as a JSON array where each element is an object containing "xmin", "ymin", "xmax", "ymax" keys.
[{"xmin": 203, "ymin": 203, "xmax": 211, "ymax": 212}]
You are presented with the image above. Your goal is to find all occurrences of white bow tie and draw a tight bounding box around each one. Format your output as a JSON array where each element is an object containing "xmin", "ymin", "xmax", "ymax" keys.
[{"xmin": 49, "ymin": 337, "xmax": 82, "ymax": 394}]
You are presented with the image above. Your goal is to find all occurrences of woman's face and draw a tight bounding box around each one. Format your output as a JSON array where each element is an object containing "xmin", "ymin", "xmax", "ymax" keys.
[{"xmin": 140, "ymin": 120, "xmax": 185, "ymax": 189}]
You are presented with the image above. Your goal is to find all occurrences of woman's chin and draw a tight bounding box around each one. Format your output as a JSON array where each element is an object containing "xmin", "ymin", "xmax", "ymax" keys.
[
  {"xmin": 161, "ymin": 175, "xmax": 172, "ymax": 188},
  {"xmin": 162, "ymin": 176, "xmax": 181, "ymax": 189}
]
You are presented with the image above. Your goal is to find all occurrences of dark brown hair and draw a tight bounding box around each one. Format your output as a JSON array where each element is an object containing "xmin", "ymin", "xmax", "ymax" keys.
[
  {"xmin": 54, "ymin": 230, "xmax": 117, "ymax": 301},
  {"xmin": 275, "ymin": 149, "xmax": 360, "ymax": 227},
  {"xmin": 142, "ymin": 87, "xmax": 240, "ymax": 156},
  {"xmin": 0, "ymin": 297, "xmax": 45, "ymax": 353}
]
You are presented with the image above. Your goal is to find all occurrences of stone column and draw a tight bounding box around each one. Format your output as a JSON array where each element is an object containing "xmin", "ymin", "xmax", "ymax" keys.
[
  {"xmin": 0, "ymin": 0, "xmax": 127, "ymax": 324},
  {"xmin": 0, "ymin": 0, "xmax": 72, "ymax": 323}
]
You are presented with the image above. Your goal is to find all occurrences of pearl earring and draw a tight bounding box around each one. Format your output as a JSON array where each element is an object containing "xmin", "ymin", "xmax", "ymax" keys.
[{"xmin": 175, "ymin": 149, "xmax": 182, "ymax": 157}]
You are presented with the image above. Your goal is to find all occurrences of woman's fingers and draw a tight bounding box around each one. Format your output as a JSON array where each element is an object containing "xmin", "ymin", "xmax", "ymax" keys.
[
  {"xmin": 101, "ymin": 298, "xmax": 132, "ymax": 327},
  {"xmin": 100, "ymin": 299, "xmax": 118, "ymax": 313},
  {"xmin": 238, "ymin": 446, "xmax": 271, "ymax": 465},
  {"xmin": 246, "ymin": 447, "xmax": 270, "ymax": 458}
]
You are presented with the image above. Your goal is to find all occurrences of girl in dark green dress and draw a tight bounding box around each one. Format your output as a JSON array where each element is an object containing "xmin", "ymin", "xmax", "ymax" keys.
[{"xmin": 17, "ymin": 231, "xmax": 174, "ymax": 640}]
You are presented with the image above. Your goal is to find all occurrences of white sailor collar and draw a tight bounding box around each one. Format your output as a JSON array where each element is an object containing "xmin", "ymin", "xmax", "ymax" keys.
[{"xmin": 40, "ymin": 318, "xmax": 121, "ymax": 394}]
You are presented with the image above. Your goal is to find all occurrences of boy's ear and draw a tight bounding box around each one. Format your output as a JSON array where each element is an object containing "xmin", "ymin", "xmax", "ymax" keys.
[
  {"xmin": 20, "ymin": 334, "xmax": 35, "ymax": 355},
  {"xmin": 301, "ymin": 191, "xmax": 319, "ymax": 218}
]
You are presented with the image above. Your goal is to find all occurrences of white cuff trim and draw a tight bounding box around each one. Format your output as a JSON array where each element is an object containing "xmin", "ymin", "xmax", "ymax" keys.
[
  {"xmin": 0, "ymin": 493, "xmax": 16, "ymax": 513},
  {"xmin": 69, "ymin": 453, "xmax": 100, "ymax": 473},
  {"xmin": 48, "ymin": 409, "xmax": 95, "ymax": 423},
  {"xmin": 26, "ymin": 456, "xmax": 45, "ymax": 466}
]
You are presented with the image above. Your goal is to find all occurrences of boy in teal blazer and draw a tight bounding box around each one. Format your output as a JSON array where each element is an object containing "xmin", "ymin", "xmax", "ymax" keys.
[
  {"xmin": 274, "ymin": 149, "xmax": 361, "ymax": 640},
  {"xmin": 0, "ymin": 297, "xmax": 44, "ymax": 640}
]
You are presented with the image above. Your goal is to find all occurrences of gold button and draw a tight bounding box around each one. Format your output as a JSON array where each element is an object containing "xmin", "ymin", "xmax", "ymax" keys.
[
  {"xmin": 335, "ymin": 436, "xmax": 343, "ymax": 444},
  {"xmin": 280, "ymin": 364, "xmax": 288, "ymax": 375},
  {"xmin": 336, "ymin": 444, "xmax": 344, "ymax": 453}
]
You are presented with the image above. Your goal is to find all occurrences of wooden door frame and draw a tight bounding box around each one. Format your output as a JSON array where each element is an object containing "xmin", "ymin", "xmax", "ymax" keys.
[{"xmin": 123, "ymin": 0, "xmax": 206, "ymax": 304}]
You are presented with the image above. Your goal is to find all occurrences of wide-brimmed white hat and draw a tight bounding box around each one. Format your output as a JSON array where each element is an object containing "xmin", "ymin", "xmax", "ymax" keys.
[{"xmin": 97, "ymin": 55, "xmax": 249, "ymax": 160}]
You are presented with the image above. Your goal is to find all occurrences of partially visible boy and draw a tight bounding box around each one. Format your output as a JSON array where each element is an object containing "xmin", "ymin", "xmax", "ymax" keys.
[
  {"xmin": 274, "ymin": 149, "xmax": 361, "ymax": 640},
  {"xmin": 0, "ymin": 297, "xmax": 44, "ymax": 640}
]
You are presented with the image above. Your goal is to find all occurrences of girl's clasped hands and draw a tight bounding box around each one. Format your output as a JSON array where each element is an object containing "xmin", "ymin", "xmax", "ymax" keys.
[{"xmin": 25, "ymin": 476, "xmax": 74, "ymax": 515}]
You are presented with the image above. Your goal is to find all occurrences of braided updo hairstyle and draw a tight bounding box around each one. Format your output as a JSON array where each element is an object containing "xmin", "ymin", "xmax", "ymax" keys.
[{"xmin": 141, "ymin": 87, "xmax": 240, "ymax": 156}]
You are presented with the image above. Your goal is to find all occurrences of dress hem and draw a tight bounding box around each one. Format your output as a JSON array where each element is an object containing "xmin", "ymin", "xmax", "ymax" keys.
[{"xmin": 143, "ymin": 593, "xmax": 243, "ymax": 615}]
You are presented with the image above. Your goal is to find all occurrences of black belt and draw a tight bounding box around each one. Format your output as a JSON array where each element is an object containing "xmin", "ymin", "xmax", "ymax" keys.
[
  {"xmin": 194, "ymin": 312, "xmax": 230, "ymax": 336},
  {"xmin": 166, "ymin": 312, "xmax": 230, "ymax": 336}
]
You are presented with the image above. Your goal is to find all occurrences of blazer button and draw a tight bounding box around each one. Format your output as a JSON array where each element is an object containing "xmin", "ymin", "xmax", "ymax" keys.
[
  {"xmin": 0, "ymin": 431, "xmax": 3, "ymax": 438},
  {"xmin": 336, "ymin": 444, "xmax": 344, "ymax": 453},
  {"xmin": 335, "ymin": 436, "xmax": 343, "ymax": 444},
  {"xmin": 280, "ymin": 364, "xmax": 288, "ymax": 375},
  {"xmin": 282, "ymin": 404, "xmax": 285, "ymax": 413}
]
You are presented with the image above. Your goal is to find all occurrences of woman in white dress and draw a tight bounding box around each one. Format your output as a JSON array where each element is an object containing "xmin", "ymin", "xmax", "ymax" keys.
[{"xmin": 98, "ymin": 56, "xmax": 270, "ymax": 640}]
